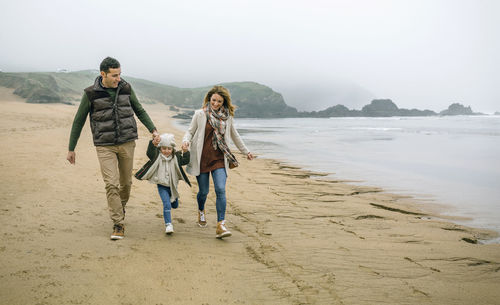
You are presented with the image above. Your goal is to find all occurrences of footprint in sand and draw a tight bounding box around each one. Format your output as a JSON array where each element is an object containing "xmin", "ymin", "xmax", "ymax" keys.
[{"xmin": 174, "ymin": 217, "xmax": 185, "ymax": 223}]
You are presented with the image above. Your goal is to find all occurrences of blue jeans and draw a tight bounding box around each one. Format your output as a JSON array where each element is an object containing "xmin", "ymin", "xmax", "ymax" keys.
[
  {"xmin": 196, "ymin": 168, "xmax": 227, "ymax": 222},
  {"xmin": 157, "ymin": 184, "xmax": 179, "ymax": 224}
]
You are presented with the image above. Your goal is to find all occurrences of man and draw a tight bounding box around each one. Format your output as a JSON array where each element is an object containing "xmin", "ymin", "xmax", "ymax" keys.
[{"xmin": 67, "ymin": 57, "xmax": 159, "ymax": 240}]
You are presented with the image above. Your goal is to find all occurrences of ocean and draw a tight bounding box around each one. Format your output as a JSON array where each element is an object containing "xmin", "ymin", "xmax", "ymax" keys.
[{"xmin": 175, "ymin": 115, "xmax": 500, "ymax": 239}]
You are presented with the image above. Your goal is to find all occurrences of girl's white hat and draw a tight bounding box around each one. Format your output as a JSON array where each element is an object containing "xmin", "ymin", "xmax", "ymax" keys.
[{"xmin": 158, "ymin": 133, "xmax": 176, "ymax": 148}]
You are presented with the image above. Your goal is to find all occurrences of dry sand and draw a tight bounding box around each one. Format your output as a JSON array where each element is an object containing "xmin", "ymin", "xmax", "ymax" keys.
[{"xmin": 1, "ymin": 86, "xmax": 499, "ymax": 305}]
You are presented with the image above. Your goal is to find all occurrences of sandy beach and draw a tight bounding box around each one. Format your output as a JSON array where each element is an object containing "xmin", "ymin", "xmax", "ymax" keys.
[{"xmin": 1, "ymin": 86, "xmax": 499, "ymax": 305}]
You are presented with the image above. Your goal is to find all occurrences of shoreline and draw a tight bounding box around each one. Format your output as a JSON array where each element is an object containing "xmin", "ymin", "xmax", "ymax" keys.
[
  {"xmin": 241, "ymin": 155, "xmax": 499, "ymax": 240},
  {"xmin": 242, "ymin": 155, "xmax": 500, "ymax": 243},
  {"xmin": 175, "ymin": 116, "xmax": 500, "ymax": 242},
  {"xmin": 228, "ymin": 115, "xmax": 500, "ymax": 238},
  {"xmin": 1, "ymin": 92, "xmax": 500, "ymax": 305}
]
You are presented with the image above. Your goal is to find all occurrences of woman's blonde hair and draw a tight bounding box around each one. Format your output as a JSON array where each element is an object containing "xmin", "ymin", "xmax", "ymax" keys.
[{"xmin": 203, "ymin": 85, "xmax": 236, "ymax": 116}]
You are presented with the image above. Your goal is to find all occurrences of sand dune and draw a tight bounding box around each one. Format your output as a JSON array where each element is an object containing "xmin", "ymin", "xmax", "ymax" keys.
[{"xmin": 1, "ymin": 87, "xmax": 499, "ymax": 305}]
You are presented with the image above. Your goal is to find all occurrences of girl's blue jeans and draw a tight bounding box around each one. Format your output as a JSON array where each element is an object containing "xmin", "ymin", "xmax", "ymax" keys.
[
  {"xmin": 196, "ymin": 167, "xmax": 227, "ymax": 222},
  {"xmin": 157, "ymin": 184, "xmax": 179, "ymax": 224}
]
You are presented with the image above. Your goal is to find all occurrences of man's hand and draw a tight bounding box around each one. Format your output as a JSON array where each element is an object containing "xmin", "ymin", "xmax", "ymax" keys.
[
  {"xmin": 152, "ymin": 129, "xmax": 160, "ymax": 139},
  {"xmin": 67, "ymin": 151, "xmax": 76, "ymax": 164},
  {"xmin": 247, "ymin": 152, "xmax": 254, "ymax": 160}
]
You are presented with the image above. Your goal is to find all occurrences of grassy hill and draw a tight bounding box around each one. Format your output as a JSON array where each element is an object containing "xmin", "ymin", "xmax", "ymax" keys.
[
  {"xmin": 0, "ymin": 70, "xmax": 298, "ymax": 118},
  {"xmin": 1, "ymin": 71, "xmax": 472, "ymax": 118}
]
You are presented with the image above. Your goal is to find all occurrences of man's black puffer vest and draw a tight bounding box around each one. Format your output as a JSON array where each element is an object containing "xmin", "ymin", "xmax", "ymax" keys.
[{"xmin": 84, "ymin": 77, "xmax": 138, "ymax": 146}]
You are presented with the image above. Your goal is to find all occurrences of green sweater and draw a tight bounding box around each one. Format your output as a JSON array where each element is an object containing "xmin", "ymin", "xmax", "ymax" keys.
[{"xmin": 68, "ymin": 87, "xmax": 156, "ymax": 151}]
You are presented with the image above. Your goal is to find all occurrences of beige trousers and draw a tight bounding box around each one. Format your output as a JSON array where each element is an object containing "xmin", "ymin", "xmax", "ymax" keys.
[{"xmin": 95, "ymin": 141, "xmax": 136, "ymax": 225}]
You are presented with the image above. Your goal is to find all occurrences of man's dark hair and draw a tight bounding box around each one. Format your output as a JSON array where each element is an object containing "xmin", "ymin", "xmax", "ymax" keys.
[{"xmin": 100, "ymin": 57, "xmax": 120, "ymax": 73}]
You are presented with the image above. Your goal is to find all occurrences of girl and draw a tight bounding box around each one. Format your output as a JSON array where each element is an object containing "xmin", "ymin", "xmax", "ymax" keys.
[
  {"xmin": 135, "ymin": 133, "xmax": 191, "ymax": 234},
  {"xmin": 183, "ymin": 85, "xmax": 254, "ymax": 239}
]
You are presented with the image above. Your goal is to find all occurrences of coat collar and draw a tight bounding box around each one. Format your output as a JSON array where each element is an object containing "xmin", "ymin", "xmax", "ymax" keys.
[{"xmin": 92, "ymin": 76, "xmax": 128, "ymax": 92}]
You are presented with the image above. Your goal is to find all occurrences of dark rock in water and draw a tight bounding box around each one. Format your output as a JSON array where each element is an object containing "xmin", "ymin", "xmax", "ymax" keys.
[
  {"xmin": 494, "ymin": 111, "xmax": 500, "ymax": 115},
  {"xmin": 310, "ymin": 105, "xmax": 359, "ymax": 118},
  {"xmin": 358, "ymin": 99, "xmax": 436, "ymax": 117},
  {"xmin": 440, "ymin": 103, "xmax": 476, "ymax": 115},
  {"xmin": 313, "ymin": 104, "xmax": 357, "ymax": 117},
  {"xmin": 299, "ymin": 99, "xmax": 437, "ymax": 117},
  {"xmin": 398, "ymin": 108, "xmax": 437, "ymax": 116},
  {"xmin": 362, "ymin": 99, "xmax": 399, "ymax": 117},
  {"xmin": 172, "ymin": 111, "xmax": 194, "ymax": 119}
]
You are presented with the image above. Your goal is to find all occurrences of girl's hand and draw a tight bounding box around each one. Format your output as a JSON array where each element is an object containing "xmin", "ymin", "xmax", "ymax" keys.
[{"xmin": 247, "ymin": 152, "xmax": 254, "ymax": 160}]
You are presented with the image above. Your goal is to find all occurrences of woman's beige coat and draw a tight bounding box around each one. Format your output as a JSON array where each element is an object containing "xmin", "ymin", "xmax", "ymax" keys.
[{"xmin": 182, "ymin": 109, "xmax": 249, "ymax": 177}]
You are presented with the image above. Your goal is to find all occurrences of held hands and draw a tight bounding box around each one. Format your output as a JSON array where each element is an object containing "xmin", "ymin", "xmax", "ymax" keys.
[
  {"xmin": 152, "ymin": 130, "xmax": 161, "ymax": 146},
  {"xmin": 152, "ymin": 129, "xmax": 159, "ymax": 138},
  {"xmin": 179, "ymin": 140, "xmax": 250, "ymax": 158},
  {"xmin": 152, "ymin": 136, "xmax": 160, "ymax": 146},
  {"xmin": 181, "ymin": 142, "xmax": 189, "ymax": 153}
]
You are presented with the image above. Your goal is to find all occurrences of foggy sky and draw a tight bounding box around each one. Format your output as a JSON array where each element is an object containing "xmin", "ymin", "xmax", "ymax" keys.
[{"xmin": 1, "ymin": 0, "xmax": 499, "ymax": 112}]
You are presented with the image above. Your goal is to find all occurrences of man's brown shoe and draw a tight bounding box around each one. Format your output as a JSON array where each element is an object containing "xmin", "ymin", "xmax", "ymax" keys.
[
  {"xmin": 216, "ymin": 220, "xmax": 232, "ymax": 239},
  {"xmin": 110, "ymin": 224, "xmax": 125, "ymax": 240},
  {"xmin": 197, "ymin": 210, "xmax": 207, "ymax": 227}
]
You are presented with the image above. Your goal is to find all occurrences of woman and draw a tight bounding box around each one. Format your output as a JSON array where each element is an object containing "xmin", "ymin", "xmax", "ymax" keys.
[{"xmin": 183, "ymin": 85, "xmax": 253, "ymax": 239}]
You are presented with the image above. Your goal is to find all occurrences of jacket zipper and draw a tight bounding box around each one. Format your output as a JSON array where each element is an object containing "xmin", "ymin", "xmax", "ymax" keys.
[{"xmin": 113, "ymin": 84, "xmax": 122, "ymax": 144}]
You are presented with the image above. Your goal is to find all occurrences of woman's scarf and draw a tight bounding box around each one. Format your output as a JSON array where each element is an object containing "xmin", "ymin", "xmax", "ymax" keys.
[{"xmin": 205, "ymin": 104, "xmax": 239, "ymax": 167}]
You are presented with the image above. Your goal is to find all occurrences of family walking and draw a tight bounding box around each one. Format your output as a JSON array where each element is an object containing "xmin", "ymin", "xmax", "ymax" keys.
[{"xmin": 67, "ymin": 57, "xmax": 253, "ymax": 240}]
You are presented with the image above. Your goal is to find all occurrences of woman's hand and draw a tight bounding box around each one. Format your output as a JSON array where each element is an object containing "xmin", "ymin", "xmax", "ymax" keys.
[
  {"xmin": 247, "ymin": 152, "xmax": 254, "ymax": 160},
  {"xmin": 182, "ymin": 142, "xmax": 189, "ymax": 153}
]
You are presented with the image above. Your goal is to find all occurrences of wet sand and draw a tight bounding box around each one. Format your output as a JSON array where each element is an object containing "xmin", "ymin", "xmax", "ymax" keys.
[{"xmin": 1, "ymin": 86, "xmax": 499, "ymax": 305}]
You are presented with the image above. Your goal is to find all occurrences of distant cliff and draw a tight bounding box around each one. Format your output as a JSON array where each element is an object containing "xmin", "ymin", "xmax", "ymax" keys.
[
  {"xmin": 0, "ymin": 71, "xmax": 484, "ymax": 118},
  {"xmin": 439, "ymin": 103, "xmax": 482, "ymax": 116},
  {"xmin": 360, "ymin": 99, "xmax": 437, "ymax": 117},
  {"xmin": 0, "ymin": 72, "xmax": 68, "ymax": 104},
  {"xmin": 214, "ymin": 82, "xmax": 298, "ymax": 118},
  {"xmin": 300, "ymin": 99, "xmax": 436, "ymax": 117},
  {"xmin": 0, "ymin": 71, "xmax": 297, "ymax": 117}
]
